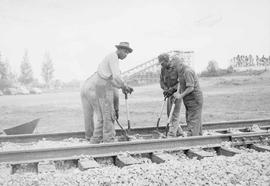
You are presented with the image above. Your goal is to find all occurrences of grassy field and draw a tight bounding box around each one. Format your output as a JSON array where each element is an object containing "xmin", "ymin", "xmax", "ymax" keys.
[{"xmin": 1, "ymin": 71, "xmax": 270, "ymax": 133}]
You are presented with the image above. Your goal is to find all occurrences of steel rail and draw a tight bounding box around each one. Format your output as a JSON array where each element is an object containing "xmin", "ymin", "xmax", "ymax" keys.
[
  {"xmin": 1, "ymin": 118, "xmax": 270, "ymax": 143},
  {"xmin": 1, "ymin": 131, "xmax": 270, "ymax": 164},
  {"xmin": 0, "ymin": 134, "xmax": 231, "ymax": 163}
]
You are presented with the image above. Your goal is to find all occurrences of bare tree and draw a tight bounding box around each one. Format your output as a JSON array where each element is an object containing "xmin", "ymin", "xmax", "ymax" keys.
[
  {"xmin": 19, "ymin": 50, "xmax": 34, "ymax": 85},
  {"xmin": 41, "ymin": 53, "xmax": 54, "ymax": 87}
]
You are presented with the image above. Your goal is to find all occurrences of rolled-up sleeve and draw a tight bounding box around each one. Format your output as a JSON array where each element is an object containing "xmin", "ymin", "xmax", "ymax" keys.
[
  {"xmin": 108, "ymin": 55, "xmax": 125, "ymax": 88},
  {"xmin": 160, "ymin": 69, "xmax": 167, "ymax": 90},
  {"xmin": 184, "ymin": 71, "xmax": 195, "ymax": 87},
  {"xmin": 109, "ymin": 56, "xmax": 121, "ymax": 79}
]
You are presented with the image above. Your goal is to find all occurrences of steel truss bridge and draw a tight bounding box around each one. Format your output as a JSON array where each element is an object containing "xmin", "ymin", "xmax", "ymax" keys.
[{"xmin": 122, "ymin": 50, "xmax": 194, "ymax": 86}]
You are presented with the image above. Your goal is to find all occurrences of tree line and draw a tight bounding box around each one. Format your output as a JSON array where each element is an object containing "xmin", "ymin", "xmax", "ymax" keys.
[
  {"xmin": 0, "ymin": 50, "xmax": 54, "ymax": 90},
  {"xmin": 231, "ymin": 55, "xmax": 270, "ymax": 68}
]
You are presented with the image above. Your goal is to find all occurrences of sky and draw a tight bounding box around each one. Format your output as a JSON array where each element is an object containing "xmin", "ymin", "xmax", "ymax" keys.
[{"xmin": 0, "ymin": 0, "xmax": 269, "ymax": 82}]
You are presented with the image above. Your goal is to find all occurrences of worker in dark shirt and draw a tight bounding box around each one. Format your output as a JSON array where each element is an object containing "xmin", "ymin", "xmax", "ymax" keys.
[
  {"xmin": 158, "ymin": 53, "xmax": 184, "ymax": 137},
  {"xmin": 172, "ymin": 56, "xmax": 203, "ymax": 136}
]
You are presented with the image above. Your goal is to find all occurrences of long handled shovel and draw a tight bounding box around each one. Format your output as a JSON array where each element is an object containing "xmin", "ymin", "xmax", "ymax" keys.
[
  {"xmin": 115, "ymin": 119, "xmax": 131, "ymax": 141},
  {"xmin": 165, "ymin": 100, "xmax": 176, "ymax": 136},
  {"xmin": 153, "ymin": 97, "xmax": 167, "ymax": 138},
  {"xmin": 165, "ymin": 82, "xmax": 181, "ymax": 137},
  {"xmin": 156, "ymin": 97, "xmax": 167, "ymax": 130},
  {"xmin": 125, "ymin": 93, "xmax": 131, "ymax": 131}
]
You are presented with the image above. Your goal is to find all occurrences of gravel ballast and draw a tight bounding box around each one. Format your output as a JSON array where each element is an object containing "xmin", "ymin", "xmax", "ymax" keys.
[{"xmin": 0, "ymin": 152, "xmax": 270, "ymax": 185}]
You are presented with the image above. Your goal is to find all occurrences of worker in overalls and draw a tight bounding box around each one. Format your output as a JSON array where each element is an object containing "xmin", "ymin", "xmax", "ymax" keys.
[
  {"xmin": 158, "ymin": 53, "xmax": 184, "ymax": 137},
  {"xmin": 80, "ymin": 42, "xmax": 133, "ymax": 143},
  {"xmin": 172, "ymin": 56, "xmax": 203, "ymax": 136}
]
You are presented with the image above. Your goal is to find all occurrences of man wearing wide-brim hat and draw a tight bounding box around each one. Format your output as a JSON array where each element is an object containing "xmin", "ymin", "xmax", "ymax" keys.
[{"xmin": 81, "ymin": 42, "xmax": 134, "ymax": 143}]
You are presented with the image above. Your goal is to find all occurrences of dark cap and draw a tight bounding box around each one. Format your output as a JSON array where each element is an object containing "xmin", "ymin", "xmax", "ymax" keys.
[{"xmin": 158, "ymin": 53, "xmax": 170, "ymax": 63}]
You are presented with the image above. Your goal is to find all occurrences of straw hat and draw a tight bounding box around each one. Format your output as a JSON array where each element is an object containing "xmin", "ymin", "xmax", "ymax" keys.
[{"xmin": 115, "ymin": 42, "xmax": 133, "ymax": 53}]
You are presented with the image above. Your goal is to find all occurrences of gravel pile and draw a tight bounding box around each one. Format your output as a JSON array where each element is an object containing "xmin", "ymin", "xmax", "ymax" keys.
[{"xmin": 0, "ymin": 152, "xmax": 269, "ymax": 185}]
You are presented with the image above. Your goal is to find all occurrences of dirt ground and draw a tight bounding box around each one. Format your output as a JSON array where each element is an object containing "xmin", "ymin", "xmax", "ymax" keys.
[{"xmin": 1, "ymin": 72, "xmax": 270, "ymax": 133}]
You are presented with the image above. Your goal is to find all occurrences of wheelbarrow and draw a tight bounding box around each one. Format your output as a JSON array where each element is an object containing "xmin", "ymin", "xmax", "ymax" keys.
[{"xmin": 2, "ymin": 118, "xmax": 40, "ymax": 135}]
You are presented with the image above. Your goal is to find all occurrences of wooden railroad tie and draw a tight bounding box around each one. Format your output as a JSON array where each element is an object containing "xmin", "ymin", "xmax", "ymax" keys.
[
  {"xmin": 115, "ymin": 154, "xmax": 140, "ymax": 167},
  {"xmin": 78, "ymin": 158, "xmax": 100, "ymax": 171},
  {"xmin": 186, "ymin": 148, "xmax": 215, "ymax": 160},
  {"xmin": 216, "ymin": 146, "xmax": 242, "ymax": 156},
  {"xmin": 151, "ymin": 152, "xmax": 178, "ymax": 164},
  {"xmin": 249, "ymin": 144, "xmax": 270, "ymax": 152},
  {"xmin": 38, "ymin": 161, "xmax": 56, "ymax": 173}
]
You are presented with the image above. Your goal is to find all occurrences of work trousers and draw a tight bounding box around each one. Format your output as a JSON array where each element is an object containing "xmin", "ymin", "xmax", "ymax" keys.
[
  {"xmin": 80, "ymin": 73, "xmax": 116, "ymax": 143},
  {"xmin": 183, "ymin": 93, "xmax": 203, "ymax": 136},
  {"xmin": 167, "ymin": 96, "xmax": 183, "ymax": 137}
]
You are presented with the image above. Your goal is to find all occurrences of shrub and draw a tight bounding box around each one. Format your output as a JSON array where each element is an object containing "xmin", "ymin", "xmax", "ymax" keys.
[{"xmin": 0, "ymin": 79, "xmax": 14, "ymax": 91}]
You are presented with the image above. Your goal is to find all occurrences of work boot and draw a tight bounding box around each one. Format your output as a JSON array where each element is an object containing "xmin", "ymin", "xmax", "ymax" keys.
[
  {"xmin": 185, "ymin": 131, "xmax": 192, "ymax": 137},
  {"xmin": 176, "ymin": 131, "xmax": 186, "ymax": 137},
  {"xmin": 168, "ymin": 126, "xmax": 185, "ymax": 138},
  {"xmin": 168, "ymin": 125, "xmax": 177, "ymax": 137},
  {"xmin": 103, "ymin": 137, "xmax": 116, "ymax": 143},
  {"xmin": 176, "ymin": 126, "xmax": 186, "ymax": 137},
  {"xmin": 90, "ymin": 136, "xmax": 102, "ymax": 144},
  {"xmin": 167, "ymin": 134, "xmax": 177, "ymax": 138},
  {"xmin": 167, "ymin": 129, "xmax": 177, "ymax": 138}
]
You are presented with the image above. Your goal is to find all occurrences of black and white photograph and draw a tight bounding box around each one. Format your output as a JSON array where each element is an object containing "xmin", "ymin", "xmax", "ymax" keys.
[{"xmin": 0, "ymin": 0, "xmax": 270, "ymax": 185}]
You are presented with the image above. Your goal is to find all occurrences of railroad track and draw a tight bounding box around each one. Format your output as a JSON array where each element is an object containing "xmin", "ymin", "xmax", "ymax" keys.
[
  {"xmin": 0, "ymin": 119, "xmax": 270, "ymax": 175},
  {"xmin": 1, "ymin": 118, "xmax": 270, "ymax": 143}
]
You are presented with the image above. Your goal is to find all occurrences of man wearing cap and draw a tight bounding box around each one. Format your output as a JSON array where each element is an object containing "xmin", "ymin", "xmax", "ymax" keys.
[
  {"xmin": 172, "ymin": 56, "xmax": 203, "ymax": 136},
  {"xmin": 80, "ymin": 42, "xmax": 134, "ymax": 143},
  {"xmin": 158, "ymin": 53, "xmax": 184, "ymax": 137}
]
